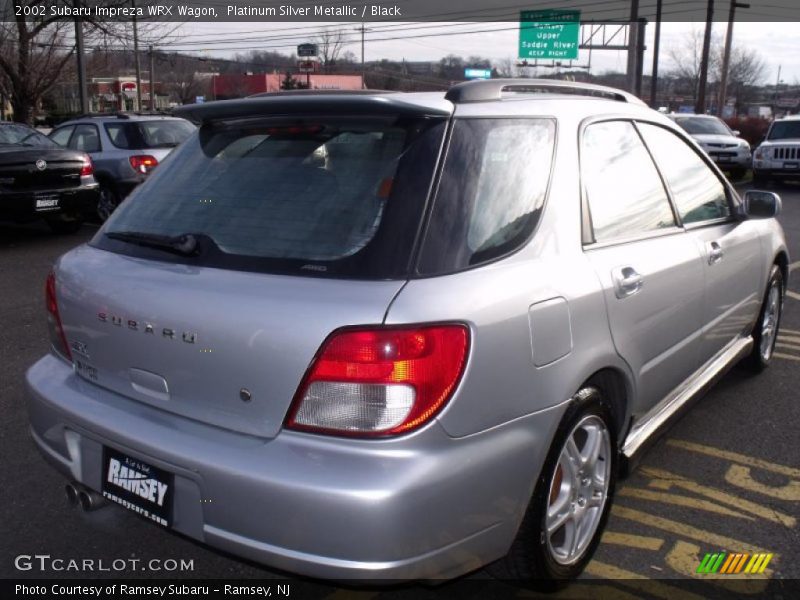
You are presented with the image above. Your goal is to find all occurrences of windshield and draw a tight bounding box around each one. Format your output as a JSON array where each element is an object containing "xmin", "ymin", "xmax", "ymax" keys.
[
  {"xmin": 768, "ymin": 120, "xmax": 800, "ymax": 140},
  {"xmin": 674, "ymin": 117, "xmax": 732, "ymax": 136},
  {"xmin": 0, "ymin": 124, "xmax": 58, "ymax": 147},
  {"xmin": 95, "ymin": 116, "xmax": 446, "ymax": 279},
  {"xmin": 105, "ymin": 119, "xmax": 196, "ymax": 149}
]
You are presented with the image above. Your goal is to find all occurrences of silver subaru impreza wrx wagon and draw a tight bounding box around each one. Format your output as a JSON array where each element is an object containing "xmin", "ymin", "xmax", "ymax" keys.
[{"xmin": 26, "ymin": 80, "xmax": 789, "ymax": 584}]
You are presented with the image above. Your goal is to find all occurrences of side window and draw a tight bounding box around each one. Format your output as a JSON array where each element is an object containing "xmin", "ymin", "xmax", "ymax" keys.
[
  {"xmin": 637, "ymin": 123, "xmax": 730, "ymax": 225},
  {"xmin": 417, "ymin": 118, "xmax": 556, "ymax": 274},
  {"xmin": 71, "ymin": 124, "xmax": 101, "ymax": 153},
  {"xmin": 105, "ymin": 123, "xmax": 130, "ymax": 149},
  {"xmin": 582, "ymin": 120, "xmax": 676, "ymax": 243},
  {"xmin": 50, "ymin": 126, "xmax": 74, "ymax": 147}
]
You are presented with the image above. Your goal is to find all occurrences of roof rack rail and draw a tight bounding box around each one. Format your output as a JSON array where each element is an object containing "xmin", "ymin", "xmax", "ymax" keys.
[
  {"xmin": 247, "ymin": 89, "xmax": 390, "ymax": 98},
  {"xmin": 445, "ymin": 79, "xmax": 647, "ymax": 106}
]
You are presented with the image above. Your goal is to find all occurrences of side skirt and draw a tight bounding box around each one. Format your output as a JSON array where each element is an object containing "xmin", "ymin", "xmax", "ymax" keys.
[{"xmin": 620, "ymin": 336, "xmax": 753, "ymax": 476}]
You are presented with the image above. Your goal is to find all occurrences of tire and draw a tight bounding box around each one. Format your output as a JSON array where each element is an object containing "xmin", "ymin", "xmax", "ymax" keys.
[
  {"xmin": 96, "ymin": 183, "xmax": 121, "ymax": 222},
  {"xmin": 488, "ymin": 386, "xmax": 618, "ymax": 587},
  {"xmin": 46, "ymin": 212, "xmax": 84, "ymax": 234},
  {"xmin": 743, "ymin": 265, "xmax": 784, "ymax": 372}
]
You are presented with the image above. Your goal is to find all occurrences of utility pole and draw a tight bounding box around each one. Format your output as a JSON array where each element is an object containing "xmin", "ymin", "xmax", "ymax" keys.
[
  {"xmin": 717, "ymin": 1, "xmax": 750, "ymax": 116},
  {"xmin": 354, "ymin": 23, "xmax": 367, "ymax": 89},
  {"xmin": 626, "ymin": 0, "xmax": 639, "ymax": 94},
  {"xmin": 149, "ymin": 46, "xmax": 155, "ymax": 111},
  {"xmin": 132, "ymin": 0, "xmax": 142, "ymax": 111},
  {"xmin": 649, "ymin": 0, "xmax": 663, "ymax": 107},
  {"xmin": 695, "ymin": 0, "xmax": 714, "ymax": 114},
  {"xmin": 74, "ymin": 0, "xmax": 88, "ymax": 113}
]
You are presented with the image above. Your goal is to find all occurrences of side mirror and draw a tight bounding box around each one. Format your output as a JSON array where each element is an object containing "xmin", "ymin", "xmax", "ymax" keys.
[
  {"xmin": 743, "ymin": 190, "xmax": 781, "ymax": 218},
  {"xmin": 732, "ymin": 129, "xmax": 741, "ymax": 136}
]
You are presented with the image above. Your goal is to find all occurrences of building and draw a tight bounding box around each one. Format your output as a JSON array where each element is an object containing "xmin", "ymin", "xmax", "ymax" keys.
[{"xmin": 211, "ymin": 73, "xmax": 364, "ymax": 100}]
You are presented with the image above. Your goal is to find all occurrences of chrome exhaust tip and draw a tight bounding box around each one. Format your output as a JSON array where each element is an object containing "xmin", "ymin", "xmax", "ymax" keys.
[
  {"xmin": 77, "ymin": 487, "xmax": 106, "ymax": 511},
  {"xmin": 65, "ymin": 483, "xmax": 79, "ymax": 506}
]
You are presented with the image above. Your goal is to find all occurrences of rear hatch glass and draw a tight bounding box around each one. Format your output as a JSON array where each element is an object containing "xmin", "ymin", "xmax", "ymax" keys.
[
  {"xmin": 95, "ymin": 115, "xmax": 447, "ymax": 279},
  {"xmin": 104, "ymin": 119, "xmax": 196, "ymax": 149}
]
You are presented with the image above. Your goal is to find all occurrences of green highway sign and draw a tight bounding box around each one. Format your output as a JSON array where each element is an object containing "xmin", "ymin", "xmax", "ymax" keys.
[{"xmin": 519, "ymin": 9, "xmax": 580, "ymax": 60}]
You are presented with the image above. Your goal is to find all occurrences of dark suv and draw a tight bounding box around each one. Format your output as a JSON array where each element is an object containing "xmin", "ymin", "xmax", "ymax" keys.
[
  {"xmin": 0, "ymin": 122, "xmax": 98, "ymax": 233},
  {"xmin": 49, "ymin": 114, "xmax": 195, "ymax": 220}
]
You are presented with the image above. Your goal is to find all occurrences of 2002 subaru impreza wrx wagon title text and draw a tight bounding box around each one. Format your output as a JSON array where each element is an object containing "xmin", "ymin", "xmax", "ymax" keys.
[{"xmin": 26, "ymin": 80, "xmax": 789, "ymax": 583}]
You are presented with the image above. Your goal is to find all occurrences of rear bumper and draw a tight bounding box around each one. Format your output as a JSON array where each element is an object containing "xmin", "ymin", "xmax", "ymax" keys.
[
  {"xmin": 0, "ymin": 184, "xmax": 99, "ymax": 221},
  {"xmin": 25, "ymin": 353, "xmax": 564, "ymax": 581}
]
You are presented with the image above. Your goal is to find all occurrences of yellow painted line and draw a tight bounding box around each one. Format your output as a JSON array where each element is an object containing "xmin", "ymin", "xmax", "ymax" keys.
[
  {"xmin": 774, "ymin": 352, "xmax": 800, "ymax": 362},
  {"xmin": 779, "ymin": 327, "xmax": 800, "ymax": 334},
  {"xmin": 666, "ymin": 439, "xmax": 800, "ymax": 478},
  {"xmin": 618, "ymin": 487, "xmax": 754, "ymax": 520},
  {"xmin": 613, "ymin": 505, "xmax": 771, "ymax": 553},
  {"xmin": 640, "ymin": 467, "xmax": 796, "ymax": 527},
  {"xmin": 783, "ymin": 290, "xmax": 799, "ymax": 300},
  {"xmin": 601, "ymin": 530, "xmax": 665, "ymax": 551},
  {"xmin": 789, "ymin": 260, "xmax": 800, "ymax": 271},
  {"xmin": 725, "ymin": 464, "xmax": 800, "ymax": 501},
  {"xmin": 585, "ymin": 561, "xmax": 708, "ymax": 600},
  {"xmin": 776, "ymin": 342, "xmax": 800, "ymax": 351},
  {"xmin": 777, "ymin": 334, "xmax": 800, "ymax": 343}
]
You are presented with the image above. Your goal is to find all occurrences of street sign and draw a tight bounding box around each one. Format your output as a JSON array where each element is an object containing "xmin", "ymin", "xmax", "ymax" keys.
[
  {"xmin": 519, "ymin": 9, "xmax": 580, "ymax": 60},
  {"xmin": 298, "ymin": 60, "xmax": 318, "ymax": 73},
  {"xmin": 195, "ymin": 96, "xmax": 205, "ymax": 104},
  {"xmin": 297, "ymin": 43, "xmax": 318, "ymax": 58},
  {"xmin": 464, "ymin": 68, "xmax": 492, "ymax": 79}
]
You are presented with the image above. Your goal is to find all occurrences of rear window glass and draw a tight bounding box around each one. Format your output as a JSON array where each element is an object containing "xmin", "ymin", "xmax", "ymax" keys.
[
  {"xmin": 417, "ymin": 118, "xmax": 556, "ymax": 275},
  {"xmin": 96, "ymin": 116, "xmax": 446, "ymax": 279},
  {"xmin": 105, "ymin": 120, "xmax": 195, "ymax": 149}
]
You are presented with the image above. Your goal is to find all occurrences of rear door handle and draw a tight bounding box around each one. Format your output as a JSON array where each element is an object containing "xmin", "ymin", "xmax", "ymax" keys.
[
  {"xmin": 612, "ymin": 266, "xmax": 644, "ymax": 299},
  {"xmin": 707, "ymin": 241, "xmax": 724, "ymax": 265}
]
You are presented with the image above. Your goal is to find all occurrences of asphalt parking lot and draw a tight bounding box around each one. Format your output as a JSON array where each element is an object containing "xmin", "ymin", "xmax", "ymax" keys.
[{"xmin": 1, "ymin": 182, "xmax": 798, "ymax": 596}]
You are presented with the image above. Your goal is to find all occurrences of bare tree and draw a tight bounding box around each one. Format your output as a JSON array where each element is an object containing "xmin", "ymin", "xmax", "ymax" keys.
[
  {"xmin": 315, "ymin": 28, "xmax": 347, "ymax": 73},
  {"xmin": 665, "ymin": 28, "xmax": 718, "ymax": 97},
  {"xmin": 666, "ymin": 28, "xmax": 766, "ymax": 100},
  {"xmin": 0, "ymin": 9, "xmax": 77, "ymax": 123},
  {"xmin": 0, "ymin": 1, "xmax": 182, "ymax": 122}
]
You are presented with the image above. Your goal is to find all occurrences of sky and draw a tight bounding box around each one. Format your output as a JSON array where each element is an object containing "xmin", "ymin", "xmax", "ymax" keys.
[{"xmin": 168, "ymin": 21, "xmax": 799, "ymax": 85}]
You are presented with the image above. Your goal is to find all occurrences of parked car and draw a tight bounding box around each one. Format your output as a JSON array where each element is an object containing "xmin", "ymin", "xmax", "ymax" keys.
[
  {"xmin": 27, "ymin": 81, "xmax": 789, "ymax": 584},
  {"xmin": 48, "ymin": 113, "xmax": 195, "ymax": 221},
  {"xmin": 0, "ymin": 121, "xmax": 98, "ymax": 233},
  {"xmin": 668, "ymin": 113, "xmax": 752, "ymax": 179},
  {"xmin": 752, "ymin": 114, "xmax": 800, "ymax": 184}
]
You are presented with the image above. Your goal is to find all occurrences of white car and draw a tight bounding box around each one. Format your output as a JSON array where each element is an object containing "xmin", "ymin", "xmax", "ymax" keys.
[
  {"xmin": 669, "ymin": 114, "xmax": 752, "ymax": 179},
  {"xmin": 753, "ymin": 115, "xmax": 800, "ymax": 184}
]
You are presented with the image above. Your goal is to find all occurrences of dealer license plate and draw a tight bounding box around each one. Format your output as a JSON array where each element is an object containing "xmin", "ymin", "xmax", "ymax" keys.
[
  {"xmin": 101, "ymin": 447, "xmax": 174, "ymax": 527},
  {"xmin": 34, "ymin": 193, "xmax": 60, "ymax": 212},
  {"xmin": 783, "ymin": 162, "xmax": 798, "ymax": 169}
]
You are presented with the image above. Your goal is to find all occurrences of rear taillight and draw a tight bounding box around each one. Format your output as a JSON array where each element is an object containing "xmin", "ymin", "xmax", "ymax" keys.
[
  {"xmin": 286, "ymin": 324, "xmax": 469, "ymax": 437},
  {"xmin": 45, "ymin": 271, "xmax": 72, "ymax": 361},
  {"xmin": 79, "ymin": 154, "xmax": 93, "ymax": 177},
  {"xmin": 129, "ymin": 155, "xmax": 158, "ymax": 174}
]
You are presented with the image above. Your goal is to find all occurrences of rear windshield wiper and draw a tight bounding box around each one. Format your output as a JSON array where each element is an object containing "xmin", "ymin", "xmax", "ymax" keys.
[{"xmin": 105, "ymin": 231, "xmax": 200, "ymax": 256}]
